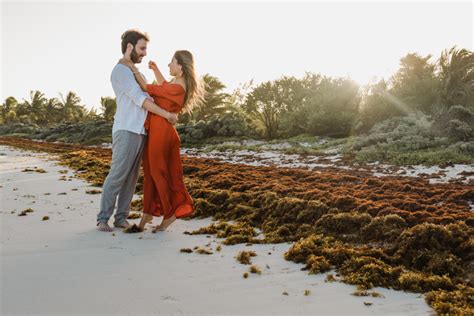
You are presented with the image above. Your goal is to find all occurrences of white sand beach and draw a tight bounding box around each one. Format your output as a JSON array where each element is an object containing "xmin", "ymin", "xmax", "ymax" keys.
[{"xmin": 0, "ymin": 145, "xmax": 433, "ymax": 316}]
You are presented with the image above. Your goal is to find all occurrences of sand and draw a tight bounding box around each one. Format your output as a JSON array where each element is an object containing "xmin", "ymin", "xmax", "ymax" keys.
[{"xmin": 0, "ymin": 145, "xmax": 433, "ymax": 315}]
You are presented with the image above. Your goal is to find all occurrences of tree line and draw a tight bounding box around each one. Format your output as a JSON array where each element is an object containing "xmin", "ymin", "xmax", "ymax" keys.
[{"xmin": 2, "ymin": 46, "xmax": 473, "ymax": 140}]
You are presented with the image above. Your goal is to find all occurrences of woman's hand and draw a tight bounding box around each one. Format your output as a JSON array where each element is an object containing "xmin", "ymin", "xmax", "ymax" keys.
[
  {"xmin": 148, "ymin": 60, "xmax": 158, "ymax": 71},
  {"xmin": 118, "ymin": 58, "xmax": 138, "ymax": 73}
]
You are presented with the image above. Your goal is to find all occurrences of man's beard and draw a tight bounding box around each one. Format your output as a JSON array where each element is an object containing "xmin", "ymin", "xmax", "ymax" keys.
[{"xmin": 130, "ymin": 47, "xmax": 143, "ymax": 63}]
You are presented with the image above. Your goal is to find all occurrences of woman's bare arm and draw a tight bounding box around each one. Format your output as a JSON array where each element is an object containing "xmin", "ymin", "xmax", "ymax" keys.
[
  {"xmin": 132, "ymin": 72, "xmax": 148, "ymax": 92},
  {"xmin": 118, "ymin": 59, "xmax": 147, "ymax": 91},
  {"xmin": 142, "ymin": 99, "xmax": 178, "ymax": 125},
  {"xmin": 116, "ymin": 59, "xmax": 178, "ymax": 124},
  {"xmin": 148, "ymin": 61, "xmax": 166, "ymax": 84}
]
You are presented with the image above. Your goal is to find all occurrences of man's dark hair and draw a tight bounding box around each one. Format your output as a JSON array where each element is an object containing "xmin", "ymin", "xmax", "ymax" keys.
[{"xmin": 121, "ymin": 29, "xmax": 150, "ymax": 54}]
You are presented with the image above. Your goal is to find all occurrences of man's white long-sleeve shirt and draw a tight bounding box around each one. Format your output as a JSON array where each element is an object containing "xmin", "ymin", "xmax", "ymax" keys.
[{"xmin": 110, "ymin": 64, "xmax": 149, "ymax": 135}]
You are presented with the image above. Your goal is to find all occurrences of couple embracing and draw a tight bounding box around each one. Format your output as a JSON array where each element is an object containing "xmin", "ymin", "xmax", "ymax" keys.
[{"xmin": 96, "ymin": 29, "xmax": 203, "ymax": 233}]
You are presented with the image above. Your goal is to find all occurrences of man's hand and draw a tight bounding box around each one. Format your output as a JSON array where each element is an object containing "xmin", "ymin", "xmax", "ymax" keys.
[{"xmin": 167, "ymin": 113, "xmax": 178, "ymax": 125}]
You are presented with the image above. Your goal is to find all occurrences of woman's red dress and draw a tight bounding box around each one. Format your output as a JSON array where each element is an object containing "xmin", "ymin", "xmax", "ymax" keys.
[{"xmin": 142, "ymin": 81, "xmax": 193, "ymax": 219}]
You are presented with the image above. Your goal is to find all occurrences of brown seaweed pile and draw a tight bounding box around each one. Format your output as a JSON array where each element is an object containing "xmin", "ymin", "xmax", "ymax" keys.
[
  {"xmin": 1, "ymin": 136, "xmax": 473, "ymax": 315},
  {"xmin": 18, "ymin": 208, "xmax": 34, "ymax": 216},
  {"xmin": 127, "ymin": 212, "xmax": 142, "ymax": 220},
  {"xmin": 123, "ymin": 224, "xmax": 143, "ymax": 233},
  {"xmin": 195, "ymin": 247, "xmax": 213, "ymax": 255},
  {"xmin": 85, "ymin": 189, "xmax": 102, "ymax": 195},
  {"xmin": 249, "ymin": 265, "xmax": 262, "ymax": 274},
  {"xmin": 22, "ymin": 167, "xmax": 47, "ymax": 173},
  {"xmin": 236, "ymin": 250, "xmax": 257, "ymax": 265},
  {"xmin": 184, "ymin": 221, "xmax": 258, "ymax": 245}
]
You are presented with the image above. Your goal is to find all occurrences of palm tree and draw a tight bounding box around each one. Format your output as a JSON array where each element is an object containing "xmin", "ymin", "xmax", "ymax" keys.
[
  {"xmin": 438, "ymin": 46, "xmax": 474, "ymax": 108},
  {"xmin": 59, "ymin": 91, "xmax": 85, "ymax": 123},
  {"xmin": 44, "ymin": 98, "xmax": 62, "ymax": 124},
  {"xmin": 19, "ymin": 91, "xmax": 48, "ymax": 125},
  {"xmin": 390, "ymin": 53, "xmax": 440, "ymax": 114},
  {"xmin": 191, "ymin": 74, "xmax": 229, "ymax": 121},
  {"xmin": 100, "ymin": 97, "xmax": 117, "ymax": 122},
  {"xmin": 1, "ymin": 96, "xmax": 18, "ymax": 124}
]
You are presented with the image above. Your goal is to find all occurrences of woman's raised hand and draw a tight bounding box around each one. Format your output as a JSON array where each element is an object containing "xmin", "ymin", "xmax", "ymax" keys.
[{"xmin": 148, "ymin": 60, "xmax": 158, "ymax": 71}]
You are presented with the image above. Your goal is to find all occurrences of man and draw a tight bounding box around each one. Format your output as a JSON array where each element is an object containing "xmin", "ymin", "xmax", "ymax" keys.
[{"xmin": 97, "ymin": 29, "xmax": 178, "ymax": 232}]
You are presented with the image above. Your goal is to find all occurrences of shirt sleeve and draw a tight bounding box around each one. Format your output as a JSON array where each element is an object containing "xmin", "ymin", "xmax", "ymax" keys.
[{"xmin": 111, "ymin": 66, "xmax": 148, "ymax": 108}]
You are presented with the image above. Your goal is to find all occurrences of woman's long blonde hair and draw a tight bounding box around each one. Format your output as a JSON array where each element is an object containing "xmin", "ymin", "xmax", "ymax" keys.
[{"xmin": 174, "ymin": 50, "xmax": 205, "ymax": 113}]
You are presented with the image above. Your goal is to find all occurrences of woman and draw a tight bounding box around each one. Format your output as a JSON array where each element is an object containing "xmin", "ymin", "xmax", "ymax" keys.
[{"xmin": 120, "ymin": 50, "xmax": 203, "ymax": 232}]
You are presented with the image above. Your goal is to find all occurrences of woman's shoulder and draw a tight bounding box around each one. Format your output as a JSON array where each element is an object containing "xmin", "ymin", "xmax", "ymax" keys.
[
  {"xmin": 147, "ymin": 80, "xmax": 185, "ymax": 97},
  {"xmin": 169, "ymin": 79, "xmax": 186, "ymax": 92}
]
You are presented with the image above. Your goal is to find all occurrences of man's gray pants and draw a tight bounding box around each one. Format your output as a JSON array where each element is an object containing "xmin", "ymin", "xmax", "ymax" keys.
[{"xmin": 97, "ymin": 130, "xmax": 145, "ymax": 226}]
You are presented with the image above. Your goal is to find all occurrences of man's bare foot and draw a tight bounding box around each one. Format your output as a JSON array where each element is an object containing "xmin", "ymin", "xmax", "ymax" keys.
[
  {"xmin": 97, "ymin": 222, "xmax": 113, "ymax": 232},
  {"xmin": 114, "ymin": 220, "xmax": 131, "ymax": 229},
  {"xmin": 152, "ymin": 215, "xmax": 176, "ymax": 233},
  {"xmin": 138, "ymin": 213, "xmax": 153, "ymax": 230}
]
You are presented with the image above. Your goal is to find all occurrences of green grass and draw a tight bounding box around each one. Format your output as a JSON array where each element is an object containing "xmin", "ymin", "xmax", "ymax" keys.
[{"xmin": 354, "ymin": 147, "xmax": 474, "ymax": 166}]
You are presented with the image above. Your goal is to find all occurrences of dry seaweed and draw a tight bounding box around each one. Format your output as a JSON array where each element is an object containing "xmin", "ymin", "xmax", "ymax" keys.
[
  {"xmin": 425, "ymin": 285, "xmax": 474, "ymax": 315},
  {"xmin": 188, "ymin": 221, "xmax": 258, "ymax": 245},
  {"xmin": 127, "ymin": 212, "xmax": 142, "ymax": 220},
  {"xmin": 22, "ymin": 167, "xmax": 46, "ymax": 173},
  {"xmin": 249, "ymin": 265, "xmax": 262, "ymax": 274},
  {"xmin": 123, "ymin": 224, "xmax": 143, "ymax": 233},
  {"xmin": 85, "ymin": 189, "xmax": 102, "ymax": 195},
  {"xmin": 303, "ymin": 255, "xmax": 332, "ymax": 274},
  {"xmin": 236, "ymin": 250, "xmax": 257, "ymax": 265},
  {"xmin": 351, "ymin": 290, "xmax": 384, "ymax": 298},
  {"xmin": 325, "ymin": 274, "xmax": 336, "ymax": 282},
  {"xmin": 195, "ymin": 247, "xmax": 213, "ymax": 255}
]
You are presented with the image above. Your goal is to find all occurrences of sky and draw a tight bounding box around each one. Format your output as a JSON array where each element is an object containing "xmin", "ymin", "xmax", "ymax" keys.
[{"xmin": 1, "ymin": 0, "xmax": 473, "ymax": 111}]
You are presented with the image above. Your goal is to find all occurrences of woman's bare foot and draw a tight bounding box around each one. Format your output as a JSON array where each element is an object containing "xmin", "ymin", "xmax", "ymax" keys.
[
  {"xmin": 138, "ymin": 213, "xmax": 153, "ymax": 230},
  {"xmin": 97, "ymin": 222, "xmax": 113, "ymax": 232},
  {"xmin": 152, "ymin": 215, "xmax": 176, "ymax": 233},
  {"xmin": 114, "ymin": 220, "xmax": 132, "ymax": 229}
]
